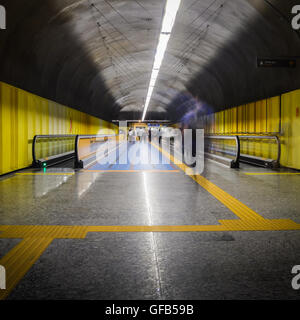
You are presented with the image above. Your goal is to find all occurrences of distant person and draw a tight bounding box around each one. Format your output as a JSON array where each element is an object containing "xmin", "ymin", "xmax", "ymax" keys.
[
  {"xmin": 140, "ymin": 128, "xmax": 148, "ymax": 143},
  {"xmin": 128, "ymin": 128, "xmax": 136, "ymax": 143},
  {"xmin": 159, "ymin": 128, "xmax": 162, "ymax": 145}
]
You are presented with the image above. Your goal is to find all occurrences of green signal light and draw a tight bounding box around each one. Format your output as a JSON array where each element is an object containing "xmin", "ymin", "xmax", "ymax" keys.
[{"xmin": 43, "ymin": 163, "xmax": 47, "ymax": 167}]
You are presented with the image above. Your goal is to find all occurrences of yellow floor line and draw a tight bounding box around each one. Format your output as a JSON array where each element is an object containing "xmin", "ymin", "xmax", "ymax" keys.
[
  {"xmin": 151, "ymin": 143, "xmax": 266, "ymax": 222},
  {"xmin": 244, "ymin": 172, "xmax": 300, "ymax": 176},
  {"xmin": 81, "ymin": 170, "xmax": 180, "ymax": 173},
  {"xmin": 219, "ymin": 219, "xmax": 300, "ymax": 231},
  {"xmin": 16, "ymin": 173, "xmax": 74, "ymax": 176},
  {"xmin": 86, "ymin": 225, "xmax": 227, "ymax": 232},
  {"xmin": 0, "ymin": 225, "xmax": 89, "ymax": 239},
  {"xmin": 86, "ymin": 222, "xmax": 300, "ymax": 232},
  {"xmin": 0, "ymin": 226, "xmax": 9, "ymax": 232},
  {"xmin": 0, "ymin": 222, "xmax": 299, "ymax": 238}
]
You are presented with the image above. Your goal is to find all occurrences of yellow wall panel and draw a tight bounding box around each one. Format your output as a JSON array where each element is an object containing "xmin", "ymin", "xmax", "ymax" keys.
[
  {"xmin": 209, "ymin": 114, "xmax": 215, "ymax": 134},
  {"xmin": 215, "ymin": 111, "xmax": 225, "ymax": 134},
  {"xmin": 0, "ymin": 82, "xmax": 118, "ymax": 175},
  {"xmin": 246, "ymin": 103, "xmax": 256, "ymax": 133},
  {"xmin": 224, "ymin": 109, "xmax": 231, "ymax": 133},
  {"xmin": 231, "ymin": 107, "xmax": 238, "ymax": 133},
  {"xmin": 238, "ymin": 105, "xmax": 247, "ymax": 133},
  {"xmin": 255, "ymin": 100, "xmax": 267, "ymax": 133},
  {"xmin": 267, "ymin": 96, "xmax": 280, "ymax": 133},
  {"xmin": 281, "ymin": 89, "xmax": 300, "ymax": 169}
]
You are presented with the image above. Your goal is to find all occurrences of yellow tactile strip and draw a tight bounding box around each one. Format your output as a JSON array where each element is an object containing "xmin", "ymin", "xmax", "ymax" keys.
[
  {"xmin": 1, "ymin": 220, "xmax": 300, "ymax": 300},
  {"xmin": 0, "ymin": 237, "xmax": 54, "ymax": 300},
  {"xmin": 16, "ymin": 173, "xmax": 75, "ymax": 176},
  {"xmin": 81, "ymin": 170, "xmax": 180, "ymax": 173},
  {"xmin": 0, "ymin": 225, "xmax": 89, "ymax": 239},
  {"xmin": 244, "ymin": 172, "xmax": 300, "ymax": 176},
  {"xmin": 0, "ymin": 226, "xmax": 90, "ymax": 300},
  {"xmin": 86, "ymin": 222, "xmax": 300, "ymax": 232},
  {"xmin": 0, "ymin": 222, "xmax": 300, "ymax": 238}
]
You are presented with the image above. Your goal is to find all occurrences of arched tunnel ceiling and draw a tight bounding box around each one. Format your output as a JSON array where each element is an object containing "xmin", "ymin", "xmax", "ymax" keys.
[{"xmin": 0, "ymin": 0, "xmax": 300, "ymax": 122}]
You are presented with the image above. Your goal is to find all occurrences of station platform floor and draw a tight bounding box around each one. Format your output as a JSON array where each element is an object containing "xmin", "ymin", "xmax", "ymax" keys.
[{"xmin": 0, "ymin": 142, "xmax": 300, "ymax": 300}]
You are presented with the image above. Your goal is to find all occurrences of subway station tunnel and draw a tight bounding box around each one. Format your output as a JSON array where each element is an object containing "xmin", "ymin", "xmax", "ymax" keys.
[{"xmin": 0, "ymin": 0, "xmax": 300, "ymax": 300}]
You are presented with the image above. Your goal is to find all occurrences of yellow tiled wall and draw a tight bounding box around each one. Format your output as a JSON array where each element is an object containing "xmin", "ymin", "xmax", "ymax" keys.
[
  {"xmin": 0, "ymin": 82, "xmax": 118, "ymax": 175},
  {"xmin": 281, "ymin": 90, "xmax": 300, "ymax": 169}
]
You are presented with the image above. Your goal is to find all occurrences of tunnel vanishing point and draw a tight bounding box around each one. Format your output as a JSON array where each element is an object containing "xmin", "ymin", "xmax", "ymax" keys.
[{"xmin": 0, "ymin": 0, "xmax": 300, "ymax": 302}]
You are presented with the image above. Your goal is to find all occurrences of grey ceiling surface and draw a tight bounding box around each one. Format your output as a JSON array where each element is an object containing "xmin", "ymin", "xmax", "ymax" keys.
[{"xmin": 0, "ymin": 0, "xmax": 300, "ymax": 121}]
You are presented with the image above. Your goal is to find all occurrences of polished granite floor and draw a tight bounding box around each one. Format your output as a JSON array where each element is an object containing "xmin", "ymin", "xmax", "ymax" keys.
[{"xmin": 0, "ymin": 142, "xmax": 300, "ymax": 300}]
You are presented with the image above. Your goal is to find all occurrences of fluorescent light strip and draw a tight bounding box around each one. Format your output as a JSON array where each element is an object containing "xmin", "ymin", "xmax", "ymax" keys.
[{"xmin": 142, "ymin": 0, "xmax": 181, "ymax": 121}]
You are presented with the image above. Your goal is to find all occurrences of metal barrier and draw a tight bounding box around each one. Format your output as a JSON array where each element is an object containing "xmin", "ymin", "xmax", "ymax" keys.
[
  {"xmin": 75, "ymin": 134, "xmax": 118, "ymax": 168},
  {"xmin": 32, "ymin": 133, "xmax": 280, "ymax": 169},
  {"xmin": 205, "ymin": 135, "xmax": 280, "ymax": 168},
  {"xmin": 32, "ymin": 134, "xmax": 121, "ymax": 168},
  {"xmin": 238, "ymin": 135, "xmax": 281, "ymax": 168},
  {"xmin": 205, "ymin": 135, "xmax": 240, "ymax": 168},
  {"xmin": 32, "ymin": 135, "xmax": 77, "ymax": 167}
]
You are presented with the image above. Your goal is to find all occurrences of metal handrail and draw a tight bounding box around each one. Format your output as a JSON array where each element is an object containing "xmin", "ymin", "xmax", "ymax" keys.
[
  {"xmin": 75, "ymin": 134, "xmax": 119, "ymax": 168},
  {"xmin": 238, "ymin": 135, "xmax": 281, "ymax": 166},
  {"xmin": 205, "ymin": 135, "xmax": 240, "ymax": 166},
  {"xmin": 32, "ymin": 134, "xmax": 118, "ymax": 167},
  {"xmin": 75, "ymin": 134, "xmax": 116, "ymax": 138},
  {"xmin": 32, "ymin": 135, "xmax": 77, "ymax": 165},
  {"xmin": 205, "ymin": 134, "xmax": 280, "ymax": 168}
]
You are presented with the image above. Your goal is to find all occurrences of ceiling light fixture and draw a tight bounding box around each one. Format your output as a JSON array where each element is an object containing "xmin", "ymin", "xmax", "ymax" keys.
[{"xmin": 141, "ymin": 0, "xmax": 181, "ymax": 121}]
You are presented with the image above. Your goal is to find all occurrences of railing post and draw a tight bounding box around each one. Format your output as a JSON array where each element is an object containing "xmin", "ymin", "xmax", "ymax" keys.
[
  {"xmin": 275, "ymin": 135, "xmax": 281, "ymax": 168},
  {"xmin": 74, "ymin": 135, "xmax": 83, "ymax": 168},
  {"xmin": 235, "ymin": 135, "xmax": 240, "ymax": 168},
  {"xmin": 32, "ymin": 135, "xmax": 38, "ymax": 167}
]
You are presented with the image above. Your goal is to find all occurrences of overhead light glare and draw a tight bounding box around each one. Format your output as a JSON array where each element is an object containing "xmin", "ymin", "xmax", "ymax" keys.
[{"xmin": 141, "ymin": 0, "xmax": 181, "ymax": 121}]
